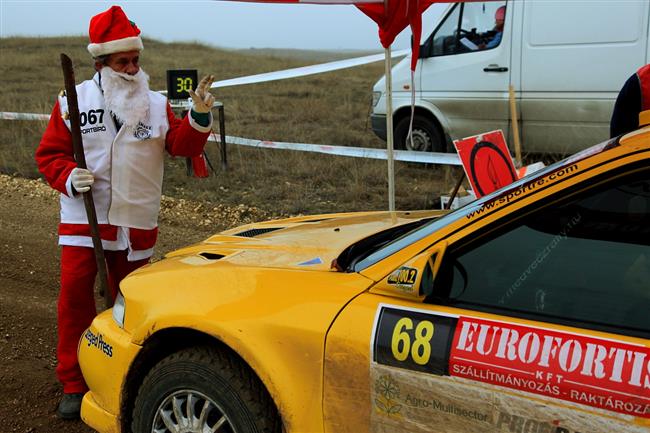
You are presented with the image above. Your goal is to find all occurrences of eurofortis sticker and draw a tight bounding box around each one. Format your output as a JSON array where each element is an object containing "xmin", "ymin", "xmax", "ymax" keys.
[
  {"xmin": 451, "ymin": 317, "xmax": 650, "ymax": 418},
  {"xmin": 370, "ymin": 305, "xmax": 650, "ymax": 433}
]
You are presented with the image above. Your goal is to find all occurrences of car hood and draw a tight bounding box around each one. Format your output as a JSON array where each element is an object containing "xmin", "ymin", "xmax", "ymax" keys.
[{"xmin": 165, "ymin": 210, "xmax": 444, "ymax": 271}]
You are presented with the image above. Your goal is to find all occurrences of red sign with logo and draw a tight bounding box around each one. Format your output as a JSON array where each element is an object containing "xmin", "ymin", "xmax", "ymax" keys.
[
  {"xmin": 454, "ymin": 130, "xmax": 517, "ymax": 198},
  {"xmin": 449, "ymin": 316, "xmax": 650, "ymax": 418}
]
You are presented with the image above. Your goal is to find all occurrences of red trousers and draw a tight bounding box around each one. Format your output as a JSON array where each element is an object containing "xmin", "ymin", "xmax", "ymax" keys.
[{"xmin": 56, "ymin": 246, "xmax": 148, "ymax": 393}]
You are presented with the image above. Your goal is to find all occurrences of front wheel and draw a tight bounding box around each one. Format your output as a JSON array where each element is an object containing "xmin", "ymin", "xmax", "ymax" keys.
[
  {"xmin": 131, "ymin": 346, "xmax": 282, "ymax": 433},
  {"xmin": 394, "ymin": 114, "xmax": 444, "ymax": 152}
]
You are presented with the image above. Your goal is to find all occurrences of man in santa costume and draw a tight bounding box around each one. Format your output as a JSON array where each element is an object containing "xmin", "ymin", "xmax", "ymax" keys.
[{"xmin": 35, "ymin": 5, "xmax": 215, "ymax": 419}]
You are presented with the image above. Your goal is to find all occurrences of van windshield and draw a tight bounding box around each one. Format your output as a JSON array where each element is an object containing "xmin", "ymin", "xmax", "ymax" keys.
[{"xmin": 425, "ymin": 1, "xmax": 507, "ymax": 56}]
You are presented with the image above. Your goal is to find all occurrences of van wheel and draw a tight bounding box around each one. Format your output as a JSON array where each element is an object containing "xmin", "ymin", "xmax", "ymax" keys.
[
  {"xmin": 131, "ymin": 346, "xmax": 282, "ymax": 433},
  {"xmin": 394, "ymin": 114, "xmax": 443, "ymax": 152}
]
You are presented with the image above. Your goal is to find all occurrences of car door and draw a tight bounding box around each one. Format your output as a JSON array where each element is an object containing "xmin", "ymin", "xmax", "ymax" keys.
[{"xmin": 323, "ymin": 166, "xmax": 650, "ymax": 433}]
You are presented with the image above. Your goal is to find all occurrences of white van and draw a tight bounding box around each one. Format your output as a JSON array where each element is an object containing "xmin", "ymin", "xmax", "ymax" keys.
[{"xmin": 370, "ymin": 0, "xmax": 650, "ymax": 154}]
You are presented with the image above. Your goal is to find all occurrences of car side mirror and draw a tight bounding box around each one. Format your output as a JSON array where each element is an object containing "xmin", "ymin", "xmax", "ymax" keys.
[{"xmin": 370, "ymin": 241, "xmax": 448, "ymax": 301}]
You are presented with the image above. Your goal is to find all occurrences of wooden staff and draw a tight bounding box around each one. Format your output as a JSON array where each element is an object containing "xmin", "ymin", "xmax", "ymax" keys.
[{"xmin": 60, "ymin": 53, "xmax": 111, "ymax": 309}]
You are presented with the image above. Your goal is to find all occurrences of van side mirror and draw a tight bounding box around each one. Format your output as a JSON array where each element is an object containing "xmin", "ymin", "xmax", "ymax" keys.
[{"xmin": 370, "ymin": 241, "xmax": 448, "ymax": 300}]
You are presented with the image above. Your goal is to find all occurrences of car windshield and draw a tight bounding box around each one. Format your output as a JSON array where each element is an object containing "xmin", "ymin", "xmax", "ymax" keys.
[{"xmin": 353, "ymin": 139, "xmax": 616, "ymax": 272}]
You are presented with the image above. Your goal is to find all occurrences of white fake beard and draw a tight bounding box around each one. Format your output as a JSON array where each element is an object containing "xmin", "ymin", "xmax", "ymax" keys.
[{"xmin": 101, "ymin": 66, "xmax": 150, "ymax": 129}]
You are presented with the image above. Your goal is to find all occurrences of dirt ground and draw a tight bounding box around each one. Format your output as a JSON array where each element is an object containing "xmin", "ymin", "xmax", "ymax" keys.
[{"xmin": 0, "ymin": 174, "xmax": 273, "ymax": 433}]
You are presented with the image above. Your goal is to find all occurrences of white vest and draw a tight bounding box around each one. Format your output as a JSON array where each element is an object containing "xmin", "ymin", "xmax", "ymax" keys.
[{"xmin": 59, "ymin": 74, "xmax": 169, "ymax": 230}]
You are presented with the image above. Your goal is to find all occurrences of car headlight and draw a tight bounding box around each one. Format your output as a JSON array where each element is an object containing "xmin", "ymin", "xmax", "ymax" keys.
[
  {"xmin": 112, "ymin": 292, "xmax": 126, "ymax": 328},
  {"xmin": 372, "ymin": 91, "xmax": 382, "ymax": 107}
]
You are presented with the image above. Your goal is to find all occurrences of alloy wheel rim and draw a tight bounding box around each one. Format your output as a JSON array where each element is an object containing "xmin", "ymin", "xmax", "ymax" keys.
[{"xmin": 152, "ymin": 389, "xmax": 236, "ymax": 433}]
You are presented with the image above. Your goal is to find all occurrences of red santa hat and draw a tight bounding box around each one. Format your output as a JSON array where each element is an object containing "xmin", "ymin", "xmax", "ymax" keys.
[{"xmin": 87, "ymin": 5, "xmax": 143, "ymax": 58}]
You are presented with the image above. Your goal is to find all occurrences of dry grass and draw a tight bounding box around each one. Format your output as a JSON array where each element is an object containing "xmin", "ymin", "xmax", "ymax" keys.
[{"xmin": 0, "ymin": 36, "xmax": 459, "ymax": 215}]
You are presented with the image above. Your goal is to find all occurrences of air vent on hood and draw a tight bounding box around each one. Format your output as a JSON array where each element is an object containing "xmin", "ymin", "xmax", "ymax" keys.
[
  {"xmin": 199, "ymin": 252, "xmax": 225, "ymax": 260},
  {"xmin": 234, "ymin": 227, "xmax": 284, "ymax": 238}
]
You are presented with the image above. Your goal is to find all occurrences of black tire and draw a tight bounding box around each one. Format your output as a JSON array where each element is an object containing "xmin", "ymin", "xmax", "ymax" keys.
[
  {"xmin": 131, "ymin": 346, "xmax": 282, "ymax": 433},
  {"xmin": 394, "ymin": 114, "xmax": 444, "ymax": 152}
]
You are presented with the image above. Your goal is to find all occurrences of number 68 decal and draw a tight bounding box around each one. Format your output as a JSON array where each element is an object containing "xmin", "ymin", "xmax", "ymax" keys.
[
  {"xmin": 373, "ymin": 306, "xmax": 457, "ymax": 375},
  {"xmin": 391, "ymin": 317, "xmax": 434, "ymax": 365}
]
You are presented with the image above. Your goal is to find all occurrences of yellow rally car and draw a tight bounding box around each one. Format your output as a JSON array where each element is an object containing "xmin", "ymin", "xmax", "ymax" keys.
[{"xmin": 79, "ymin": 126, "xmax": 650, "ymax": 433}]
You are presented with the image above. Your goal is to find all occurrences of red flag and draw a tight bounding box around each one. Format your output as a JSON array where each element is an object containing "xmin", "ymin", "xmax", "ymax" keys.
[{"xmin": 357, "ymin": 0, "xmax": 434, "ymax": 71}]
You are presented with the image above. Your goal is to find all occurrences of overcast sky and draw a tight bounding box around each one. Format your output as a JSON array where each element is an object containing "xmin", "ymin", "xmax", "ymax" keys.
[{"xmin": 1, "ymin": 1, "xmax": 447, "ymax": 52}]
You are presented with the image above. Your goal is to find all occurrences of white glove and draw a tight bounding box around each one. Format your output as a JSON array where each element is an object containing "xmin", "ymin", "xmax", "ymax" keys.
[
  {"xmin": 188, "ymin": 74, "xmax": 215, "ymax": 113},
  {"xmin": 70, "ymin": 167, "xmax": 94, "ymax": 193}
]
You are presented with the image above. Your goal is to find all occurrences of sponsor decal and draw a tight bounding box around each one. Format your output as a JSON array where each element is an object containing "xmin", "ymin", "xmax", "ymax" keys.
[
  {"xmin": 373, "ymin": 374, "xmax": 403, "ymax": 418},
  {"xmin": 465, "ymin": 164, "xmax": 579, "ymax": 220},
  {"xmin": 372, "ymin": 371, "xmax": 492, "ymax": 423},
  {"xmin": 297, "ymin": 257, "xmax": 323, "ymax": 266},
  {"xmin": 133, "ymin": 122, "xmax": 152, "ymax": 140},
  {"xmin": 450, "ymin": 317, "xmax": 650, "ymax": 418},
  {"xmin": 370, "ymin": 306, "xmax": 650, "ymax": 432},
  {"xmin": 496, "ymin": 410, "xmax": 584, "ymax": 433},
  {"xmin": 81, "ymin": 125, "xmax": 107, "ymax": 134},
  {"xmin": 373, "ymin": 306, "xmax": 457, "ymax": 375},
  {"xmin": 83, "ymin": 329, "xmax": 113, "ymax": 358},
  {"xmin": 405, "ymin": 393, "xmax": 489, "ymax": 422},
  {"xmin": 387, "ymin": 266, "xmax": 418, "ymax": 290}
]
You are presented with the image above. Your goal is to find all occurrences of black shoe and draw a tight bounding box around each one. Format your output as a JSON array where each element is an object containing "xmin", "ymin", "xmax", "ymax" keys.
[{"xmin": 57, "ymin": 393, "xmax": 84, "ymax": 420}]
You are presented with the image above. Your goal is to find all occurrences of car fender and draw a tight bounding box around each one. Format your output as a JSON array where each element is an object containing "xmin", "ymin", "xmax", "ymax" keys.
[{"xmin": 122, "ymin": 264, "xmax": 373, "ymax": 433}]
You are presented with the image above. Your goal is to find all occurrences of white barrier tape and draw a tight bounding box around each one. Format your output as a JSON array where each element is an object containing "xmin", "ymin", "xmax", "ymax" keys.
[
  {"xmin": 0, "ymin": 112, "xmax": 50, "ymax": 121},
  {"xmin": 1, "ymin": 111, "xmax": 460, "ymax": 165},
  {"xmin": 209, "ymin": 134, "xmax": 461, "ymax": 165}
]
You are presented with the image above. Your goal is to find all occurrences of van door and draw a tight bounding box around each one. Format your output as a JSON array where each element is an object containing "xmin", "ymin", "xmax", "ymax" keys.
[
  {"xmin": 520, "ymin": 0, "xmax": 649, "ymax": 153},
  {"xmin": 419, "ymin": 1, "xmax": 511, "ymax": 142}
]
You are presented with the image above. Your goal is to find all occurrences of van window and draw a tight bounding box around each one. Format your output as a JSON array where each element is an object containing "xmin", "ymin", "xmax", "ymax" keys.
[
  {"xmin": 427, "ymin": 1, "xmax": 507, "ymax": 57},
  {"xmin": 432, "ymin": 169, "xmax": 650, "ymax": 336}
]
